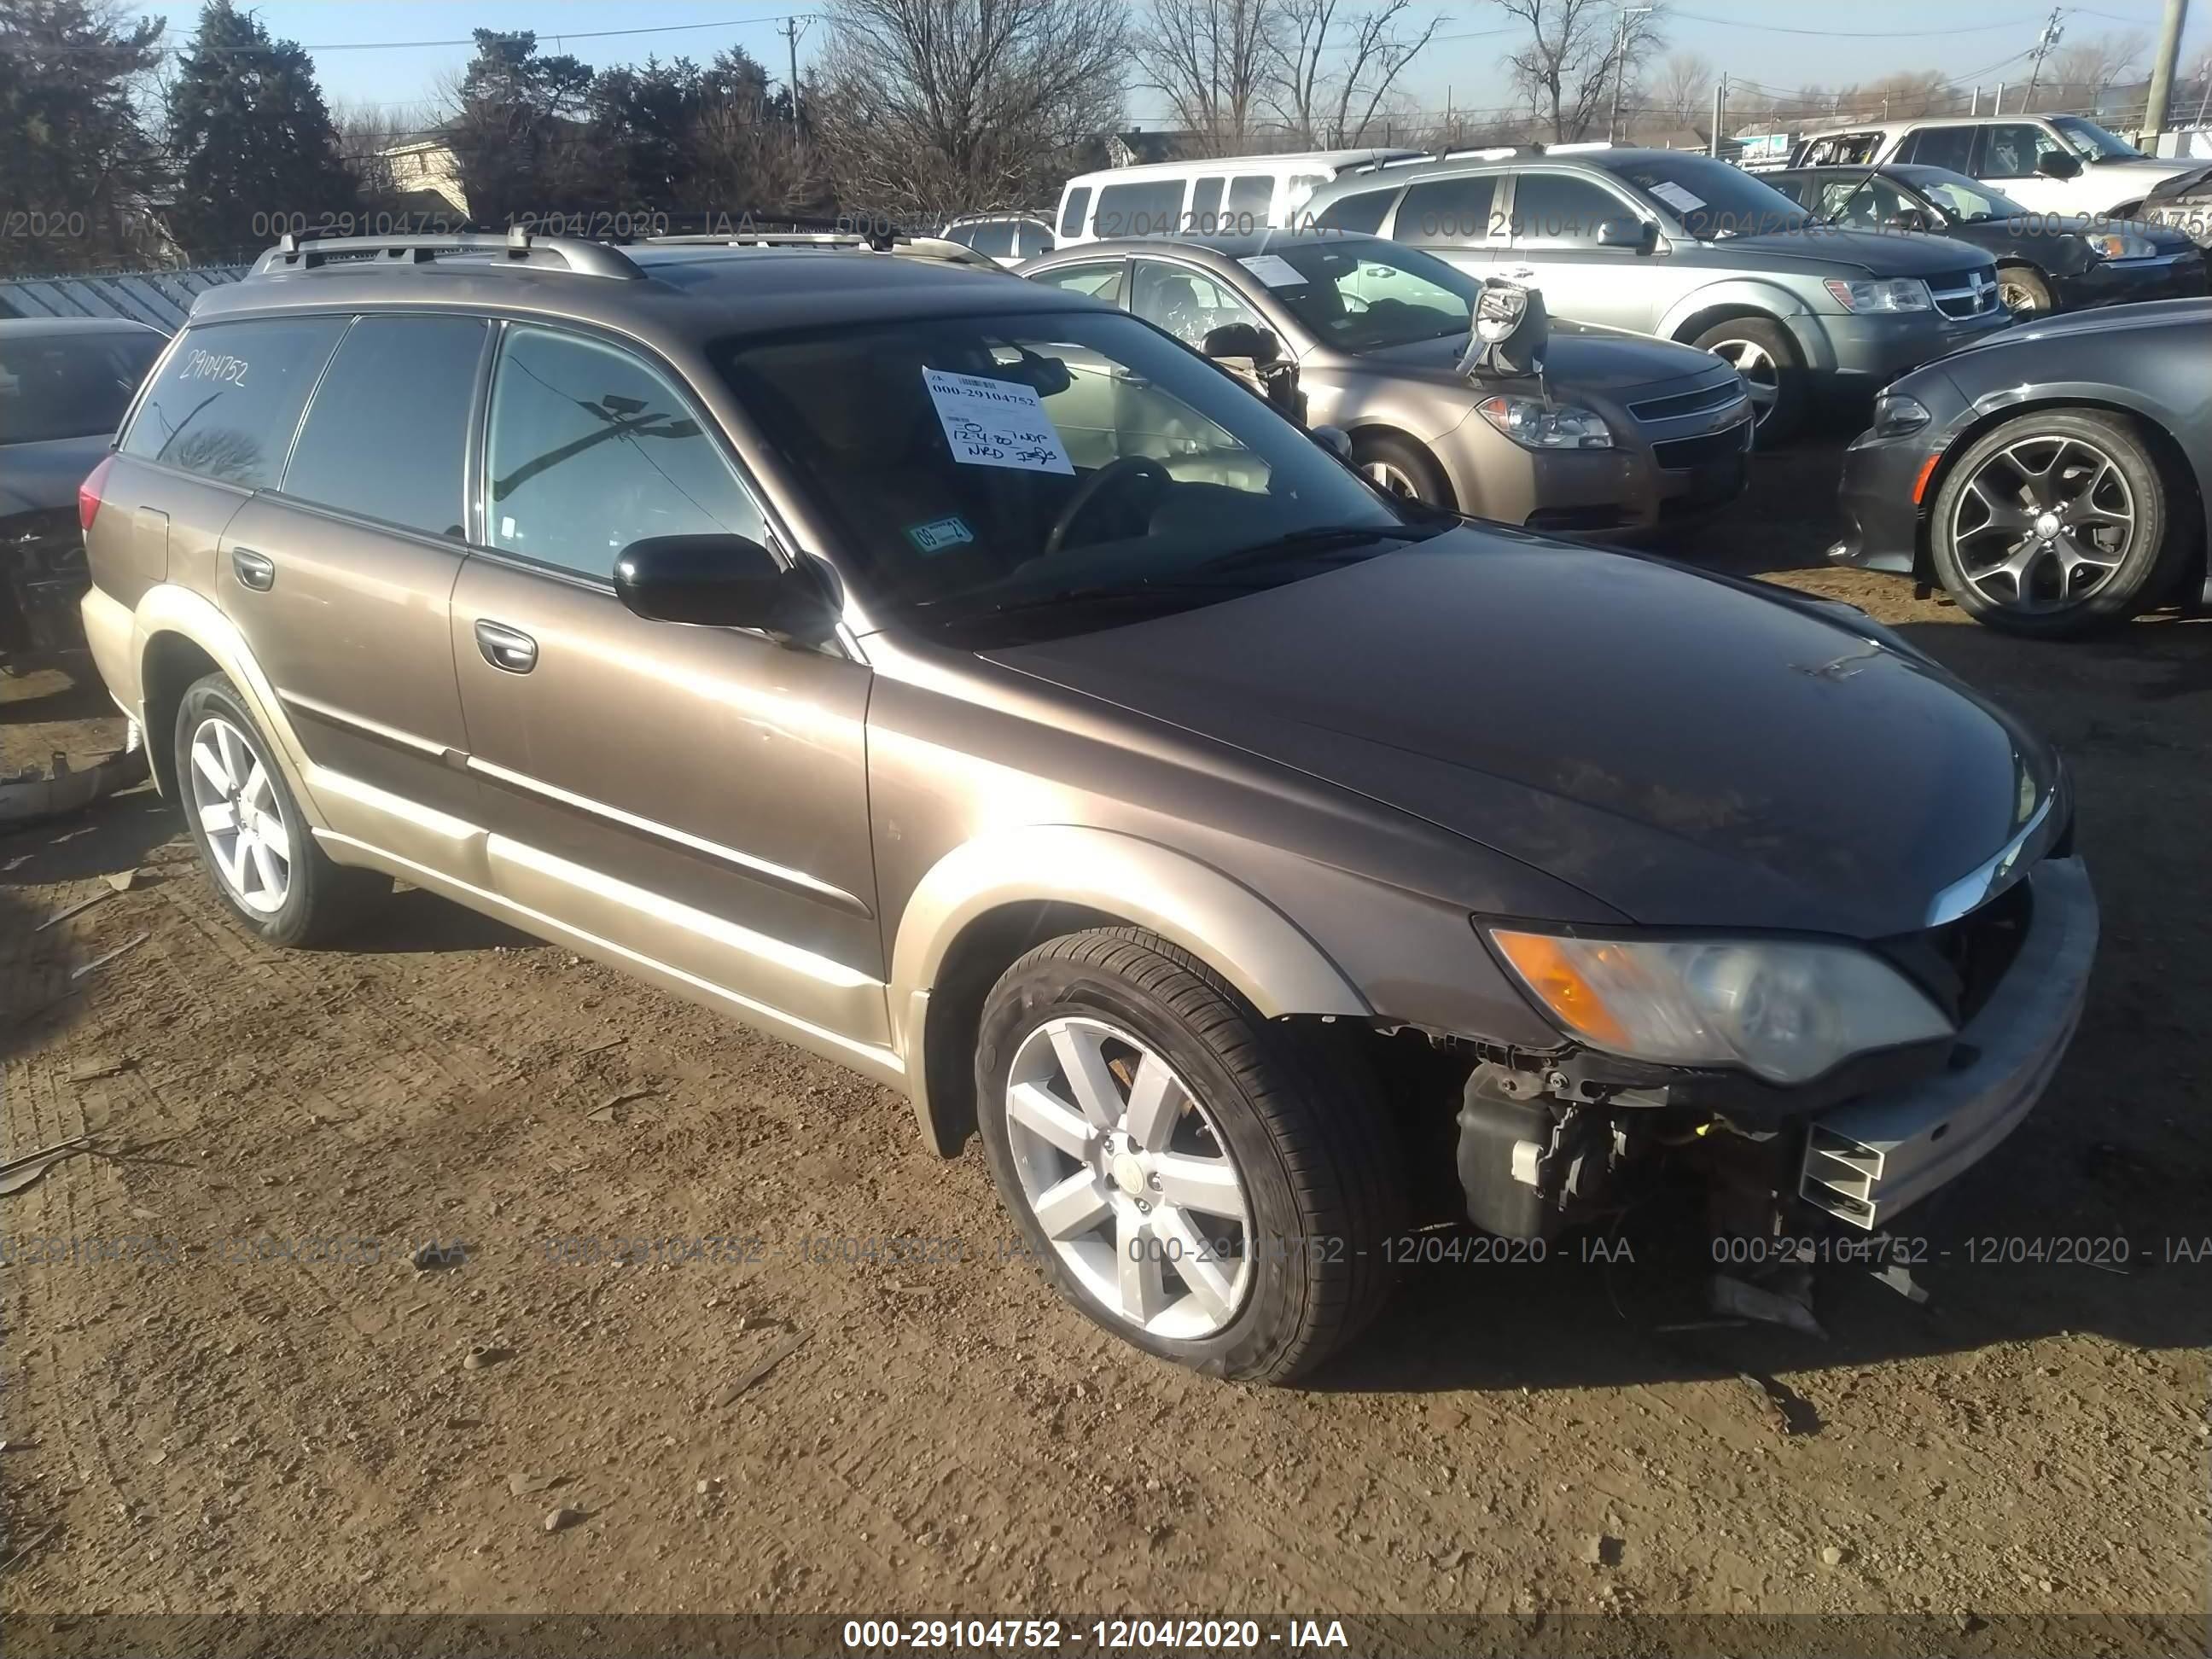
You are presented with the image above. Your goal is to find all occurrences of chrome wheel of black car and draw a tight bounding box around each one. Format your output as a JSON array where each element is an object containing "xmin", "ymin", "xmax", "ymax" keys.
[
  {"xmin": 1930, "ymin": 410, "xmax": 2185, "ymax": 638},
  {"xmin": 1948, "ymin": 431, "xmax": 2136, "ymax": 612}
]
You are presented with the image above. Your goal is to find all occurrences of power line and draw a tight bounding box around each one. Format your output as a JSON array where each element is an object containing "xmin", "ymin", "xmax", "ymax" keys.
[
  {"xmin": 1670, "ymin": 9, "xmax": 2042, "ymax": 36},
  {"xmin": 3, "ymin": 10, "xmax": 821, "ymax": 55}
]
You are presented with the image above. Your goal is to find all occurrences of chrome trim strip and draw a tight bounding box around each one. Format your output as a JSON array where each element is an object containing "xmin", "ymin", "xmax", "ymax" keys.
[
  {"xmin": 464, "ymin": 754, "xmax": 870, "ymax": 916},
  {"xmin": 1926, "ymin": 791, "xmax": 2057, "ymax": 927},
  {"xmin": 313, "ymin": 828, "xmax": 902, "ymax": 1075},
  {"xmin": 276, "ymin": 687, "xmax": 455, "ymax": 760}
]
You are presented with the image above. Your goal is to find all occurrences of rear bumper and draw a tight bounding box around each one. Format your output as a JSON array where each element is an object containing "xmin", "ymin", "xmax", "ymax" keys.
[{"xmin": 1799, "ymin": 856, "xmax": 2098, "ymax": 1229}]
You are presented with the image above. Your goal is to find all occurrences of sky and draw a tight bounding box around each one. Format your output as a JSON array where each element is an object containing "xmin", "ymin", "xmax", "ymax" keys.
[{"xmin": 128, "ymin": 0, "xmax": 2211, "ymax": 130}]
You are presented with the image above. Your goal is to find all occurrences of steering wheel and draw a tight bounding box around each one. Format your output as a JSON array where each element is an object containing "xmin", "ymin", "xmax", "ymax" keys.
[{"xmin": 1043, "ymin": 456, "xmax": 1173, "ymax": 559}]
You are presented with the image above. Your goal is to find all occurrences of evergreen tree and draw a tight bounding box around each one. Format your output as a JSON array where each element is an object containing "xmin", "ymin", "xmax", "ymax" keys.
[{"xmin": 166, "ymin": 0, "xmax": 355, "ymax": 261}]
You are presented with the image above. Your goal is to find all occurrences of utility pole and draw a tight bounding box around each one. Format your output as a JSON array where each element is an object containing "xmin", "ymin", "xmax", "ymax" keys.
[
  {"xmin": 1606, "ymin": 7, "xmax": 1655, "ymax": 144},
  {"xmin": 1709, "ymin": 73, "xmax": 1726, "ymax": 158},
  {"xmin": 2023, "ymin": 7, "xmax": 2064, "ymax": 112},
  {"xmin": 779, "ymin": 15, "xmax": 808, "ymax": 131},
  {"xmin": 1970, "ymin": 84, "xmax": 1981, "ymax": 115},
  {"xmin": 2141, "ymin": 0, "xmax": 2190, "ymax": 137}
]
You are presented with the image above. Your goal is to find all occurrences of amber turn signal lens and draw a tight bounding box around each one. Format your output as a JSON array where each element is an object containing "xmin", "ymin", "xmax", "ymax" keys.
[{"xmin": 1490, "ymin": 930, "xmax": 1632, "ymax": 1050}]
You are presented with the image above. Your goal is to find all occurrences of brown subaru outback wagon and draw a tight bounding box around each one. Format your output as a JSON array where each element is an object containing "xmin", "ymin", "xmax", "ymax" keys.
[{"xmin": 81, "ymin": 230, "xmax": 2097, "ymax": 1381}]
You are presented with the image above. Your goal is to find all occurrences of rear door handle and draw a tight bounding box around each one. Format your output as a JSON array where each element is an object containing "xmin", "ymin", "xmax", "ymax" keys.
[
  {"xmin": 231, "ymin": 547, "xmax": 275, "ymax": 591},
  {"xmin": 474, "ymin": 619, "xmax": 538, "ymax": 674}
]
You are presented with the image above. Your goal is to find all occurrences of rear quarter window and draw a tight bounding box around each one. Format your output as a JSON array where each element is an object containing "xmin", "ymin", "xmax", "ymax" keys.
[
  {"xmin": 1313, "ymin": 188, "xmax": 1398, "ymax": 234},
  {"xmin": 120, "ymin": 316, "xmax": 345, "ymax": 490},
  {"xmin": 1093, "ymin": 180, "xmax": 1185, "ymax": 239},
  {"xmin": 1058, "ymin": 187, "xmax": 1091, "ymax": 238}
]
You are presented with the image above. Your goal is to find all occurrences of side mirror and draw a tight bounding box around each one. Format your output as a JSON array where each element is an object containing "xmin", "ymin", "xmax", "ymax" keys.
[
  {"xmin": 1202, "ymin": 322, "xmax": 1281, "ymax": 365},
  {"xmin": 2037, "ymin": 150, "xmax": 2082, "ymax": 179},
  {"xmin": 1310, "ymin": 424, "xmax": 1353, "ymax": 463},
  {"xmin": 1596, "ymin": 218, "xmax": 1656, "ymax": 252},
  {"xmin": 614, "ymin": 534, "xmax": 835, "ymax": 643}
]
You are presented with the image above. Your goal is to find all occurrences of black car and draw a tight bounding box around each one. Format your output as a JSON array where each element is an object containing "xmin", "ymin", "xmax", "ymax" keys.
[
  {"xmin": 1832, "ymin": 295, "xmax": 2212, "ymax": 637},
  {"xmin": 1762, "ymin": 164, "xmax": 2206, "ymax": 317},
  {"xmin": 1, "ymin": 317, "xmax": 167, "ymax": 670}
]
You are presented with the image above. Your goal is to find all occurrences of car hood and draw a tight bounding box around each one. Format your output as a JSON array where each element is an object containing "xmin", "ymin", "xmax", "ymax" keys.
[
  {"xmin": 985, "ymin": 534, "xmax": 2056, "ymax": 939},
  {"xmin": 1351, "ymin": 323, "xmax": 1728, "ymax": 395},
  {"xmin": 1709, "ymin": 225, "xmax": 1991, "ymax": 277},
  {"xmin": 0, "ymin": 434, "xmax": 108, "ymax": 521},
  {"xmin": 2119, "ymin": 159, "xmax": 2212, "ymax": 200},
  {"xmin": 1941, "ymin": 292, "xmax": 2212, "ymax": 363}
]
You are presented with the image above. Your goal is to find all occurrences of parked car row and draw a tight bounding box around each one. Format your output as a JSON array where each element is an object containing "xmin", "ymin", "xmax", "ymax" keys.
[{"xmin": 59, "ymin": 227, "xmax": 2103, "ymax": 1379}]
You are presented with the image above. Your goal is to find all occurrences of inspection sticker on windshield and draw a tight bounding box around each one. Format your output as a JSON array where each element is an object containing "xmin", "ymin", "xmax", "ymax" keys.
[
  {"xmin": 922, "ymin": 369, "xmax": 1074, "ymax": 474},
  {"xmin": 1237, "ymin": 253, "xmax": 1306, "ymax": 288},
  {"xmin": 1647, "ymin": 181, "xmax": 1706, "ymax": 215},
  {"xmin": 905, "ymin": 515, "xmax": 975, "ymax": 554}
]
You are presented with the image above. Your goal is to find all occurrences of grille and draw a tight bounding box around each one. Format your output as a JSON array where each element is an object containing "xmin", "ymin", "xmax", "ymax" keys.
[
  {"xmin": 1652, "ymin": 420, "xmax": 1751, "ymax": 471},
  {"xmin": 1628, "ymin": 379, "xmax": 1743, "ymax": 422},
  {"xmin": 1930, "ymin": 268, "xmax": 1999, "ymax": 318},
  {"xmin": 1880, "ymin": 875, "xmax": 2034, "ymax": 1027}
]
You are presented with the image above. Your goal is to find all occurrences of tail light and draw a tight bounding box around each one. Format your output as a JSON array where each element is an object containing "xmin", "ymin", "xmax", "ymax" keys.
[{"xmin": 79, "ymin": 452, "xmax": 116, "ymax": 533}]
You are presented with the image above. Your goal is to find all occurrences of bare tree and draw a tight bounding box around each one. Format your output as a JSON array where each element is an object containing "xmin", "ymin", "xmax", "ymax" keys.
[
  {"xmin": 1138, "ymin": 0, "xmax": 1279, "ymax": 155},
  {"xmin": 812, "ymin": 0, "xmax": 1126, "ymax": 222},
  {"xmin": 1860, "ymin": 68, "xmax": 1953, "ymax": 120},
  {"xmin": 1655, "ymin": 50, "xmax": 1711, "ymax": 131},
  {"xmin": 686, "ymin": 55, "xmax": 822, "ymax": 216},
  {"xmin": 1268, "ymin": 0, "xmax": 1440, "ymax": 148},
  {"xmin": 1495, "ymin": 0, "xmax": 1666, "ymax": 143},
  {"xmin": 2045, "ymin": 31, "xmax": 2147, "ymax": 111}
]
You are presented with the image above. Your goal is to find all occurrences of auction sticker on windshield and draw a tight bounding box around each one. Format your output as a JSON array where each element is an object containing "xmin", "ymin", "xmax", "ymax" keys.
[
  {"xmin": 1648, "ymin": 181, "xmax": 1706, "ymax": 216},
  {"xmin": 923, "ymin": 369, "xmax": 1075, "ymax": 474},
  {"xmin": 1238, "ymin": 253, "xmax": 1307, "ymax": 288}
]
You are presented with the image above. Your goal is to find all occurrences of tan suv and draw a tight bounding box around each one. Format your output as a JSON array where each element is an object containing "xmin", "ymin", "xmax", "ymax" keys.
[{"xmin": 80, "ymin": 231, "xmax": 2096, "ymax": 1381}]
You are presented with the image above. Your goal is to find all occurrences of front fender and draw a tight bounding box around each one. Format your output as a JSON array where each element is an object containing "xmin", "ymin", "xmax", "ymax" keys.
[
  {"xmin": 1658, "ymin": 279, "xmax": 1827, "ymax": 366},
  {"xmin": 888, "ymin": 825, "xmax": 1370, "ymax": 1154}
]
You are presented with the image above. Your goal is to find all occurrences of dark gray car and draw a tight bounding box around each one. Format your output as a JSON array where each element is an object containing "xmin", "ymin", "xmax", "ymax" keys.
[
  {"xmin": 1301, "ymin": 147, "xmax": 2013, "ymax": 440},
  {"xmin": 1835, "ymin": 294, "xmax": 2212, "ymax": 636},
  {"xmin": 82, "ymin": 232, "xmax": 2094, "ymax": 1382},
  {"xmin": 1020, "ymin": 230, "xmax": 1751, "ymax": 535}
]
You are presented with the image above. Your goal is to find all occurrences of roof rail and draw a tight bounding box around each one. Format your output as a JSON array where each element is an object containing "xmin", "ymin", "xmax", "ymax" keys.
[
  {"xmin": 642, "ymin": 230, "xmax": 1004, "ymax": 271},
  {"xmin": 247, "ymin": 227, "xmax": 643, "ymax": 281}
]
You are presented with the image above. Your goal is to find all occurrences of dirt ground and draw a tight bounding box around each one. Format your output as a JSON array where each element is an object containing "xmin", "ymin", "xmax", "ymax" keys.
[{"xmin": 3, "ymin": 428, "xmax": 2207, "ymax": 1653}]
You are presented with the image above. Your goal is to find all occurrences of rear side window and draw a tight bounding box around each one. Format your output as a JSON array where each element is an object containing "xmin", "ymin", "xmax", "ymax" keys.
[
  {"xmin": 1399, "ymin": 175, "xmax": 1499, "ymax": 242},
  {"xmin": 1225, "ymin": 175, "xmax": 1273, "ymax": 223},
  {"xmin": 1058, "ymin": 187, "xmax": 1091, "ymax": 237},
  {"xmin": 1189, "ymin": 176, "xmax": 1225, "ymax": 230},
  {"xmin": 969, "ymin": 221, "xmax": 1016, "ymax": 259},
  {"xmin": 485, "ymin": 325, "xmax": 765, "ymax": 582},
  {"xmin": 1902, "ymin": 125, "xmax": 1980, "ymax": 174},
  {"xmin": 1094, "ymin": 180, "xmax": 1185, "ymax": 239},
  {"xmin": 121, "ymin": 317, "xmax": 344, "ymax": 490},
  {"xmin": 282, "ymin": 315, "xmax": 486, "ymax": 539},
  {"xmin": 1313, "ymin": 188, "xmax": 1396, "ymax": 233},
  {"xmin": 1029, "ymin": 261, "xmax": 1124, "ymax": 303}
]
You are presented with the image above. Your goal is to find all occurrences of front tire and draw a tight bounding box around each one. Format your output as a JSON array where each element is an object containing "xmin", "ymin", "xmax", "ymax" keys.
[
  {"xmin": 975, "ymin": 928, "xmax": 1403, "ymax": 1382},
  {"xmin": 1929, "ymin": 410, "xmax": 2186, "ymax": 637},
  {"xmin": 174, "ymin": 673, "xmax": 387, "ymax": 946},
  {"xmin": 1350, "ymin": 431, "xmax": 1454, "ymax": 510},
  {"xmin": 1693, "ymin": 316, "xmax": 1806, "ymax": 443},
  {"xmin": 1997, "ymin": 265, "xmax": 2056, "ymax": 317}
]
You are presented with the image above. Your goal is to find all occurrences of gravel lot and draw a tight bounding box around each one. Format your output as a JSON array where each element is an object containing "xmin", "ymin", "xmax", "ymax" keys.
[{"xmin": 3, "ymin": 427, "xmax": 2206, "ymax": 1651}]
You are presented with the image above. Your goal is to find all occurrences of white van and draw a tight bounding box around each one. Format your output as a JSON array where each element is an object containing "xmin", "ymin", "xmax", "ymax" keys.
[{"xmin": 1051, "ymin": 149, "xmax": 1422, "ymax": 247}]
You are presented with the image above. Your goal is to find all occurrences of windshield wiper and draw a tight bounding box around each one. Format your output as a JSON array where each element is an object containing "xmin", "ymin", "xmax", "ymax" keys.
[{"xmin": 1201, "ymin": 521, "xmax": 1435, "ymax": 573}]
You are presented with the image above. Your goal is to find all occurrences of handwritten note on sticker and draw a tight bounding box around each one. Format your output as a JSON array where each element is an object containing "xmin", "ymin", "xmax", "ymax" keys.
[
  {"xmin": 922, "ymin": 370, "xmax": 1075, "ymax": 475},
  {"xmin": 1647, "ymin": 182, "xmax": 1705, "ymax": 216},
  {"xmin": 1237, "ymin": 253, "xmax": 1307, "ymax": 289}
]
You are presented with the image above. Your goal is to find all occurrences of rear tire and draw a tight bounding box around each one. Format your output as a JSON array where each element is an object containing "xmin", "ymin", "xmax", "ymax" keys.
[
  {"xmin": 174, "ymin": 672, "xmax": 388, "ymax": 946},
  {"xmin": 975, "ymin": 928, "xmax": 1404, "ymax": 1383},
  {"xmin": 1929, "ymin": 410, "xmax": 2187, "ymax": 638},
  {"xmin": 1350, "ymin": 431, "xmax": 1454, "ymax": 511},
  {"xmin": 1692, "ymin": 316, "xmax": 1806, "ymax": 443}
]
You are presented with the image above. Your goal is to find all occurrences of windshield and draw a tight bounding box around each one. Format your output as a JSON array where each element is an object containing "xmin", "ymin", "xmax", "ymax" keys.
[
  {"xmin": 1914, "ymin": 171, "xmax": 2028, "ymax": 223},
  {"xmin": 1596, "ymin": 154, "xmax": 1810, "ymax": 239},
  {"xmin": 2052, "ymin": 117, "xmax": 2144, "ymax": 162},
  {"xmin": 713, "ymin": 308, "xmax": 1418, "ymax": 642},
  {"xmin": 0, "ymin": 329, "xmax": 166, "ymax": 445},
  {"xmin": 1248, "ymin": 238, "xmax": 1476, "ymax": 350}
]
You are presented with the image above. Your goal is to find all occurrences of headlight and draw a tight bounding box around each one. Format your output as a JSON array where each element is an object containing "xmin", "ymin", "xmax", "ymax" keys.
[
  {"xmin": 1870, "ymin": 391, "xmax": 1930, "ymax": 437},
  {"xmin": 1824, "ymin": 276, "xmax": 1933, "ymax": 313},
  {"xmin": 1476, "ymin": 394, "xmax": 1614, "ymax": 450},
  {"xmin": 1486, "ymin": 928, "xmax": 1953, "ymax": 1085},
  {"xmin": 2082, "ymin": 230, "xmax": 2156, "ymax": 260}
]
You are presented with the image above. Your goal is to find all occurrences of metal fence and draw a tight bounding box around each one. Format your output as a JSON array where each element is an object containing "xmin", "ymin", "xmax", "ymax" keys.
[{"xmin": 0, "ymin": 266, "xmax": 247, "ymax": 332}]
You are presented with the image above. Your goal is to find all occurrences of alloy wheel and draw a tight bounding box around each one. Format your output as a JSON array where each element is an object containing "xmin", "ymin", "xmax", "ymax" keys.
[
  {"xmin": 1003, "ymin": 1015, "xmax": 1253, "ymax": 1339},
  {"xmin": 1363, "ymin": 459, "xmax": 1419, "ymax": 498},
  {"xmin": 1997, "ymin": 275, "xmax": 2046, "ymax": 315},
  {"xmin": 1948, "ymin": 432, "xmax": 2137, "ymax": 614},
  {"xmin": 187, "ymin": 714, "xmax": 293, "ymax": 915},
  {"xmin": 1708, "ymin": 338, "xmax": 1779, "ymax": 423}
]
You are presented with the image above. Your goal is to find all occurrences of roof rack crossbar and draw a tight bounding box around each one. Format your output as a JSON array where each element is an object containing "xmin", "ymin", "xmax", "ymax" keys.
[
  {"xmin": 249, "ymin": 229, "xmax": 643, "ymax": 281},
  {"xmin": 639, "ymin": 230, "xmax": 1003, "ymax": 271}
]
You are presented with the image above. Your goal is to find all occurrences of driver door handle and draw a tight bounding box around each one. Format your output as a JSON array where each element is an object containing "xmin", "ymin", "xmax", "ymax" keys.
[
  {"xmin": 474, "ymin": 619, "xmax": 538, "ymax": 674},
  {"xmin": 231, "ymin": 547, "xmax": 275, "ymax": 591}
]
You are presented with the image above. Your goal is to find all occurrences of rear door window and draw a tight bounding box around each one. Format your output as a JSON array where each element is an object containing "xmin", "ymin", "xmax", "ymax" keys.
[
  {"xmin": 1224, "ymin": 174, "xmax": 1274, "ymax": 226},
  {"xmin": 281, "ymin": 315, "xmax": 486, "ymax": 539},
  {"xmin": 120, "ymin": 316, "xmax": 345, "ymax": 490},
  {"xmin": 1093, "ymin": 180, "xmax": 1185, "ymax": 239},
  {"xmin": 1313, "ymin": 188, "xmax": 1397, "ymax": 233},
  {"xmin": 1901, "ymin": 125, "xmax": 1980, "ymax": 173},
  {"xmin": 1189, "ymin": 176, "xmax": 1226, "ymax": 231},
  {"xmin": 1398, "ymin": 175, "xmax": 1499, "ymax": 243},
  {"xmin": 484, "ymin": 325, "xmax": 765, "ymax": 582},
  {"xmin": 1058, "ymin": 187, "xmax": 1091, "ymax": 238}
]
